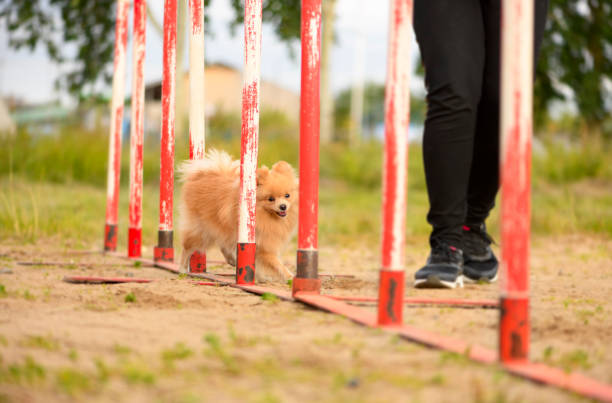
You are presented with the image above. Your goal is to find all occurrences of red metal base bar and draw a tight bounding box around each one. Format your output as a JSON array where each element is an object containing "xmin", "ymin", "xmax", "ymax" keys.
[
  {"xmin": 236, "ymin": 243, "xmax": 256, "ymax": 284},
  {"xmin": 17, "ymin": 261, "xmax": 154, "ymax": 268},
  {"xmin": 63, "ymin": 276, "xmax": 152, "ymax": 284},
  {"xmin": 329, "ymin": 295, "xmax": 499, "ymax": 308},
  {"xmin": 107, "ymin": 253, "xmax": 612, "ymax": 401},
  {"xmin": 104, "ymin": 224, "xmax": 118, "ymax": 251},
  {"xmin": 293, "ymin": 291, "xmax": 612, "ymax": 402},
  {"xmin": 189, "ymin": 251, "xmax": 207, "ymax": 273},
  {"xmin": 128, "ymin": 227, "xmax": 142, "ymax": 258},
  {"xmin": 500, "ymin": 296, "xmax": 529, "ymax": 361},
  {"xmin": 195, "ymin": 282, "xmax": 228, "ymax": 286},
  {"xmin": 377, "ymin": 270, "xmax": 404, "ymax": 326}
]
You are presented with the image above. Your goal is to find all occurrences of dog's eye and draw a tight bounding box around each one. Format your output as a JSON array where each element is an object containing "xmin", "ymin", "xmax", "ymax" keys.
[
  {"xmin": 285, "ymin": 194, "xmax": 290, "ymax": 198},
  {"xmin": 268, "ymin": 197, "xmax": 275, "ymax": 202}
]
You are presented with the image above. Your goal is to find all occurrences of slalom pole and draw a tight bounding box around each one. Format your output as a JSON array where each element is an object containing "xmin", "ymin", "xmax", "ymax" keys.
[
  {"xmin": 377, "ymin": 0, "xmax": 412, "ymax": 326},
  {"xmin": 499, "ymin": 0, "xmax": 534, "ymax": 362},
  {"xmin": 292, "ymin": 0, "xmax": 322, "ymax": 295},
  {"xmin": 104, "ymin": 0, "xmax": 130, "ymax": 252},
  {"xmin": 154, "ymin": 0, "xmax": 178, "ymax": 263},
  {"xmin": 187, "ymin": 0, "xmax": 207, "ymax": 273},
  {"xmin": 236, "ymin": 0, "xmax": 263, "ymax": 285},
  {"xmin": 127, "ymin": 0, "xmax": 147, "ymax": 258}
]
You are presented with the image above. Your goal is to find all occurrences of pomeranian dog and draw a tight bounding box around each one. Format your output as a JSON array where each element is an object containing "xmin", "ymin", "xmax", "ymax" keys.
[{"xmin": 178, "ymin": 150, "xmax": 298, "ymax": 282}]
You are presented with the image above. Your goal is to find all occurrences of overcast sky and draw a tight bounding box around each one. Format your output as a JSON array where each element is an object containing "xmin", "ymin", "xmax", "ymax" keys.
[{"xmin": 0, "ymin": 0, "xmax": 424, "ymax": 105}]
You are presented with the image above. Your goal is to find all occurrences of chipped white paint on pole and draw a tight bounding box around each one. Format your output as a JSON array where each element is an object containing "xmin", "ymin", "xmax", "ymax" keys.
[
  {"xmin": 158, "ymin": 0, "xmax": 178, "ymax": 232},
  {"xmin": 105, "ymin": 0, "xmax": 130, "ymax": 226},
  {"xmin": 297, "ymin": 0, "xmax": 321, "ymax": 251},
  {"xmin": 189, "ymin": 0, "xmax": 206, "ymax": 160},
  {"xmin": 128, "ymin": 0, "xmax": 147, "ymax": 232},
  {"xmin": 238, "ymin": 0, "xmax": 263, "ymax": 243},
  {"xmin": 381, "ymin": 0, "xmax": 412, "ymax": 271},
  {"xmin": 500, "ymin": 0, "xmax": 534, "ymax": 296}
]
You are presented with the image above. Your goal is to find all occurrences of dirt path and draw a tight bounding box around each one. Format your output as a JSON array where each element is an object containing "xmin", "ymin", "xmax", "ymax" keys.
[{"xmin": 0, "ymin": 234, "xmax": 610, "ymax": 402}]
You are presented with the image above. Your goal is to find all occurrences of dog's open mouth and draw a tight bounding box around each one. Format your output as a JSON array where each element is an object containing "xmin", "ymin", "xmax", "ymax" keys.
[{"xmin": 276, "ymin": 211, "xmax": 287, "ymax": 217}]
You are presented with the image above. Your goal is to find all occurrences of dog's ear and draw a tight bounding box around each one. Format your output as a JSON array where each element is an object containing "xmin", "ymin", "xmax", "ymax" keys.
[
  {"xmin": 271, "ymin": 161, "xmax": 293, "ymax": 175},
  {"xmin": 256, "ymin": 166, "xmax": 269, "ymax": 185}
]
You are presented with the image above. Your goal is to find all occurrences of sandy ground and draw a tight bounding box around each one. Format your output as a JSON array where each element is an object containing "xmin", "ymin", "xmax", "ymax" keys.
[{"xmin": 0, "ymin": 234, "xmax": 611, "ymax": 402}]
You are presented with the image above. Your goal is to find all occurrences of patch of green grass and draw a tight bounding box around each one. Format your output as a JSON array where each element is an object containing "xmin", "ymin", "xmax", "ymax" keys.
[
  {"xmin": 254, "ymin": 392, "xmax": 282, "ymax": 403},
  {"xmin": 22, "ymin": 289, "xmax": 35, "ymax": 301},
  {"xmin": 133, "ymin": 261, "xmax": 142, "ymax": 268},
  {"xmin": 120, "ymin": 361, "xmax": 156, "ymax": 385},
  {"xmin": 1, "ymin": 132, "xmax": 611, "ymax": 246},
  {"xmin": 0, "ymin": 356, "xmax": 46, "ymax": 384},
  {"xmin": 56, "ymin": 368, "xmax": 91, "ymax": 395},
  {"xmin": 161, "ymin": 342, "xmax": 193, "ymax": 367},
  {"xmin": 113, "ymin": 344, "xmax": 132, "ymax": 356},
  {"xmin": 559, "ymin": 349, "xmax": 592, "ymax": 372},
  {"xmin": 0, "ymin": 335, "xmax": 7, "ymax": 346},
  {"xmin": 542, "ymin": 346, "xmax": 555, "ymax": 362},
  {"xmin": 22, "ymin": 335, "xmax": 59, "ymax": 351},
  {"xmin": 0, "ymin": 285, "xmax": 6, "ymax": 298},
  {"xmin": 124, "ymin": 292, "xmax": 136, "ymax": 303},
  {"xmin": 260, "ymin": 292, "xmax": 279, "ymax": 302},
  {"xmin": 68, "ymin": 349, "xmax": 78, "ymax": 362},
  {"xmin": 94, "ymin": 358, "xmax": 110, "ymax": 383},
  {"xmin": 203, "ymin": 333, "xmax": 238, "ymax": 374},
  {"xmin": 438, "ymin": 351, "xmax": 470, "ymax": 366}
]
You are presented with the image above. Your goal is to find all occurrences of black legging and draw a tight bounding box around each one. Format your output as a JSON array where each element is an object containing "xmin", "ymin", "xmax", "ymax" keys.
[{"xmin": 413, "ymin": 0, "xmax": 548, "ymax": 247}]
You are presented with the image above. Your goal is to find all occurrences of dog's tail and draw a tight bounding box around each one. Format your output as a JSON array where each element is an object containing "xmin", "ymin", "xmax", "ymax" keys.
[{"xmin": 177, "ymin": 149, "xmax": 239, "ymax": 182}]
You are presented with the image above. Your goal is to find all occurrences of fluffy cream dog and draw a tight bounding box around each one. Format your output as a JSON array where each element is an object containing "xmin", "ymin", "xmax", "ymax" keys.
[{"xmin": 179, "ymin": 150, "xmax": 298, "ymax": 281}]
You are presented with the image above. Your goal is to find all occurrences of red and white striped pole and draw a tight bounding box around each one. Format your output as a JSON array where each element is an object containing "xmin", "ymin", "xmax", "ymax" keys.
[
  {"xmin": 499, "ymin": 0, "xmax": 534, "ymax": 362},
  {"xmin": 292, "ymin": 0, "xmax": 322, "ymax": 295},
  {"xmin": 377, "ymin": 0, "xmax": 412, "ymax": 326},
  {"xmin": 154, "ymin": 0, "xmax": 177, "ymax": 263},
  {"xmin": 127, "ymin": 0, "xmax": 147, "ymax": 258},
  {"xmin": 236, "ymin": 0, "xmax": 263, "ymax": 285},
  {"xmin": 104, "ymin": 0, "xmax": 130, "ymax": 252},
  {"xmin": 187, "ymin": 0, "xmax": 207, "ymax": 273}
]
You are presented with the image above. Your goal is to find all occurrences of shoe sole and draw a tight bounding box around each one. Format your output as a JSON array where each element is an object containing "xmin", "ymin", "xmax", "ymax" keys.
[
  {"xmin": 414, "ymin": 275, "xmax": 464, "ymax": 289},
  {"xmin": 463, "ymin": 271, "xmax": 498, "ymax": 284}
]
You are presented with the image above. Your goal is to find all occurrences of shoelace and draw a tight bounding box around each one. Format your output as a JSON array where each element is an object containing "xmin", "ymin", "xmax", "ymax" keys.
[
  {"xmin": 430, "ymin": 239, "xmax": 462, "ymax": 263},
  {"xmin": 463, "ymin": 225, "xmax": 496, "ymax": 254}
]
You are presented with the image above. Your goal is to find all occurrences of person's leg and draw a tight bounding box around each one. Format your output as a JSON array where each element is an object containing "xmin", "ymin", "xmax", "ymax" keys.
[
  {"xmin": 462, "ymin": 0, "xmax": 549, "ymax": 283},
  {"xmin": 413, "ymin": 0, "xmax": 486, "ymax": 288},
  {"xmin": 414, "ymin": 0, "xmax": 485, "ymax": 249},
  {"xmin": 465, "ymin": 0, "xmax": 549, "ymax": 225}
]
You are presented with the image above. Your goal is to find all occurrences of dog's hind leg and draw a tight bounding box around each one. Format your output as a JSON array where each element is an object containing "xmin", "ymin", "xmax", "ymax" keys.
[{"xmin": 180, "ymin": 225, "xmax": 206, "ymax": 273}]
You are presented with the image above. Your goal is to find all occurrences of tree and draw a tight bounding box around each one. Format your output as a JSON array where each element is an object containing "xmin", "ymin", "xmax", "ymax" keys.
[
  {"xmin": 534, "ymin": 0, "xmax": 612, "ymax": 139},
  {"xmin": 0, "ymin": 0, "xmax": 211, "ymax": 98},
  {"xmin": 0, "ymin": 0, "xmax": 117, "ymax": 95}
]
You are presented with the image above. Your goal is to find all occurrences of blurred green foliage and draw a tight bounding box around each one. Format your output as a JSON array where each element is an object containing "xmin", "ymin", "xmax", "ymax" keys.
[{"xmin": 2, "ymin": 1, "xmax": 610, "ymax": 139}]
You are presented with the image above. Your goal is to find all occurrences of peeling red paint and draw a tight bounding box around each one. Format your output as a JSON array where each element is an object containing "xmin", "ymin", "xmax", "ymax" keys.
[
  {"xmin": 189, "ymin": 0, "xmax": 203, "ymax": 34},
  {"xmin": 237, "ymin": 0, "xmax": 262, "ymax": 255},
  {"xmin": 159, "ymin": 0, "xmax": 177, "ymax": 232},
  {"xmin": 240, "ymin": 80, "xmax": 260, "ymax": 242},
  {"xmin": 128, "ymin": 0, "xmax": 147, "ymax": 258},
  {"xmin": 298, "ymin": 0, "xmax": 321, "ymax": 251},
  {"xmin": 499, "ymin": 0, "xmax": 533, "ymax": 363}
]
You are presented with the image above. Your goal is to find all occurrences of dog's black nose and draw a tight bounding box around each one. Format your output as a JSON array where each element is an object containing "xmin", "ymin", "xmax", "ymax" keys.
[{"xmin": 279, "ymin": 204, "xmax": 287, "ymax": 211}]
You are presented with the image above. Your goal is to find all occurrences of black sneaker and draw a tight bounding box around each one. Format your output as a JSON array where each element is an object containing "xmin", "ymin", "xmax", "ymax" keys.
[
  {"xmin": 414, "ymin": 241, "xmax": 464, "ymax": 289},
  {"xmin": 462, "ymin": 223, "xmax": 498, "ymax": 283}
]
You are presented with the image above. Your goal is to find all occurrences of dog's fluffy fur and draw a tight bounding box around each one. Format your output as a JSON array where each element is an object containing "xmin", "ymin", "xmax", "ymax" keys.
[{"xmin": 178, "ymin": 150, "xmax": 298, "ymax": 281}]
